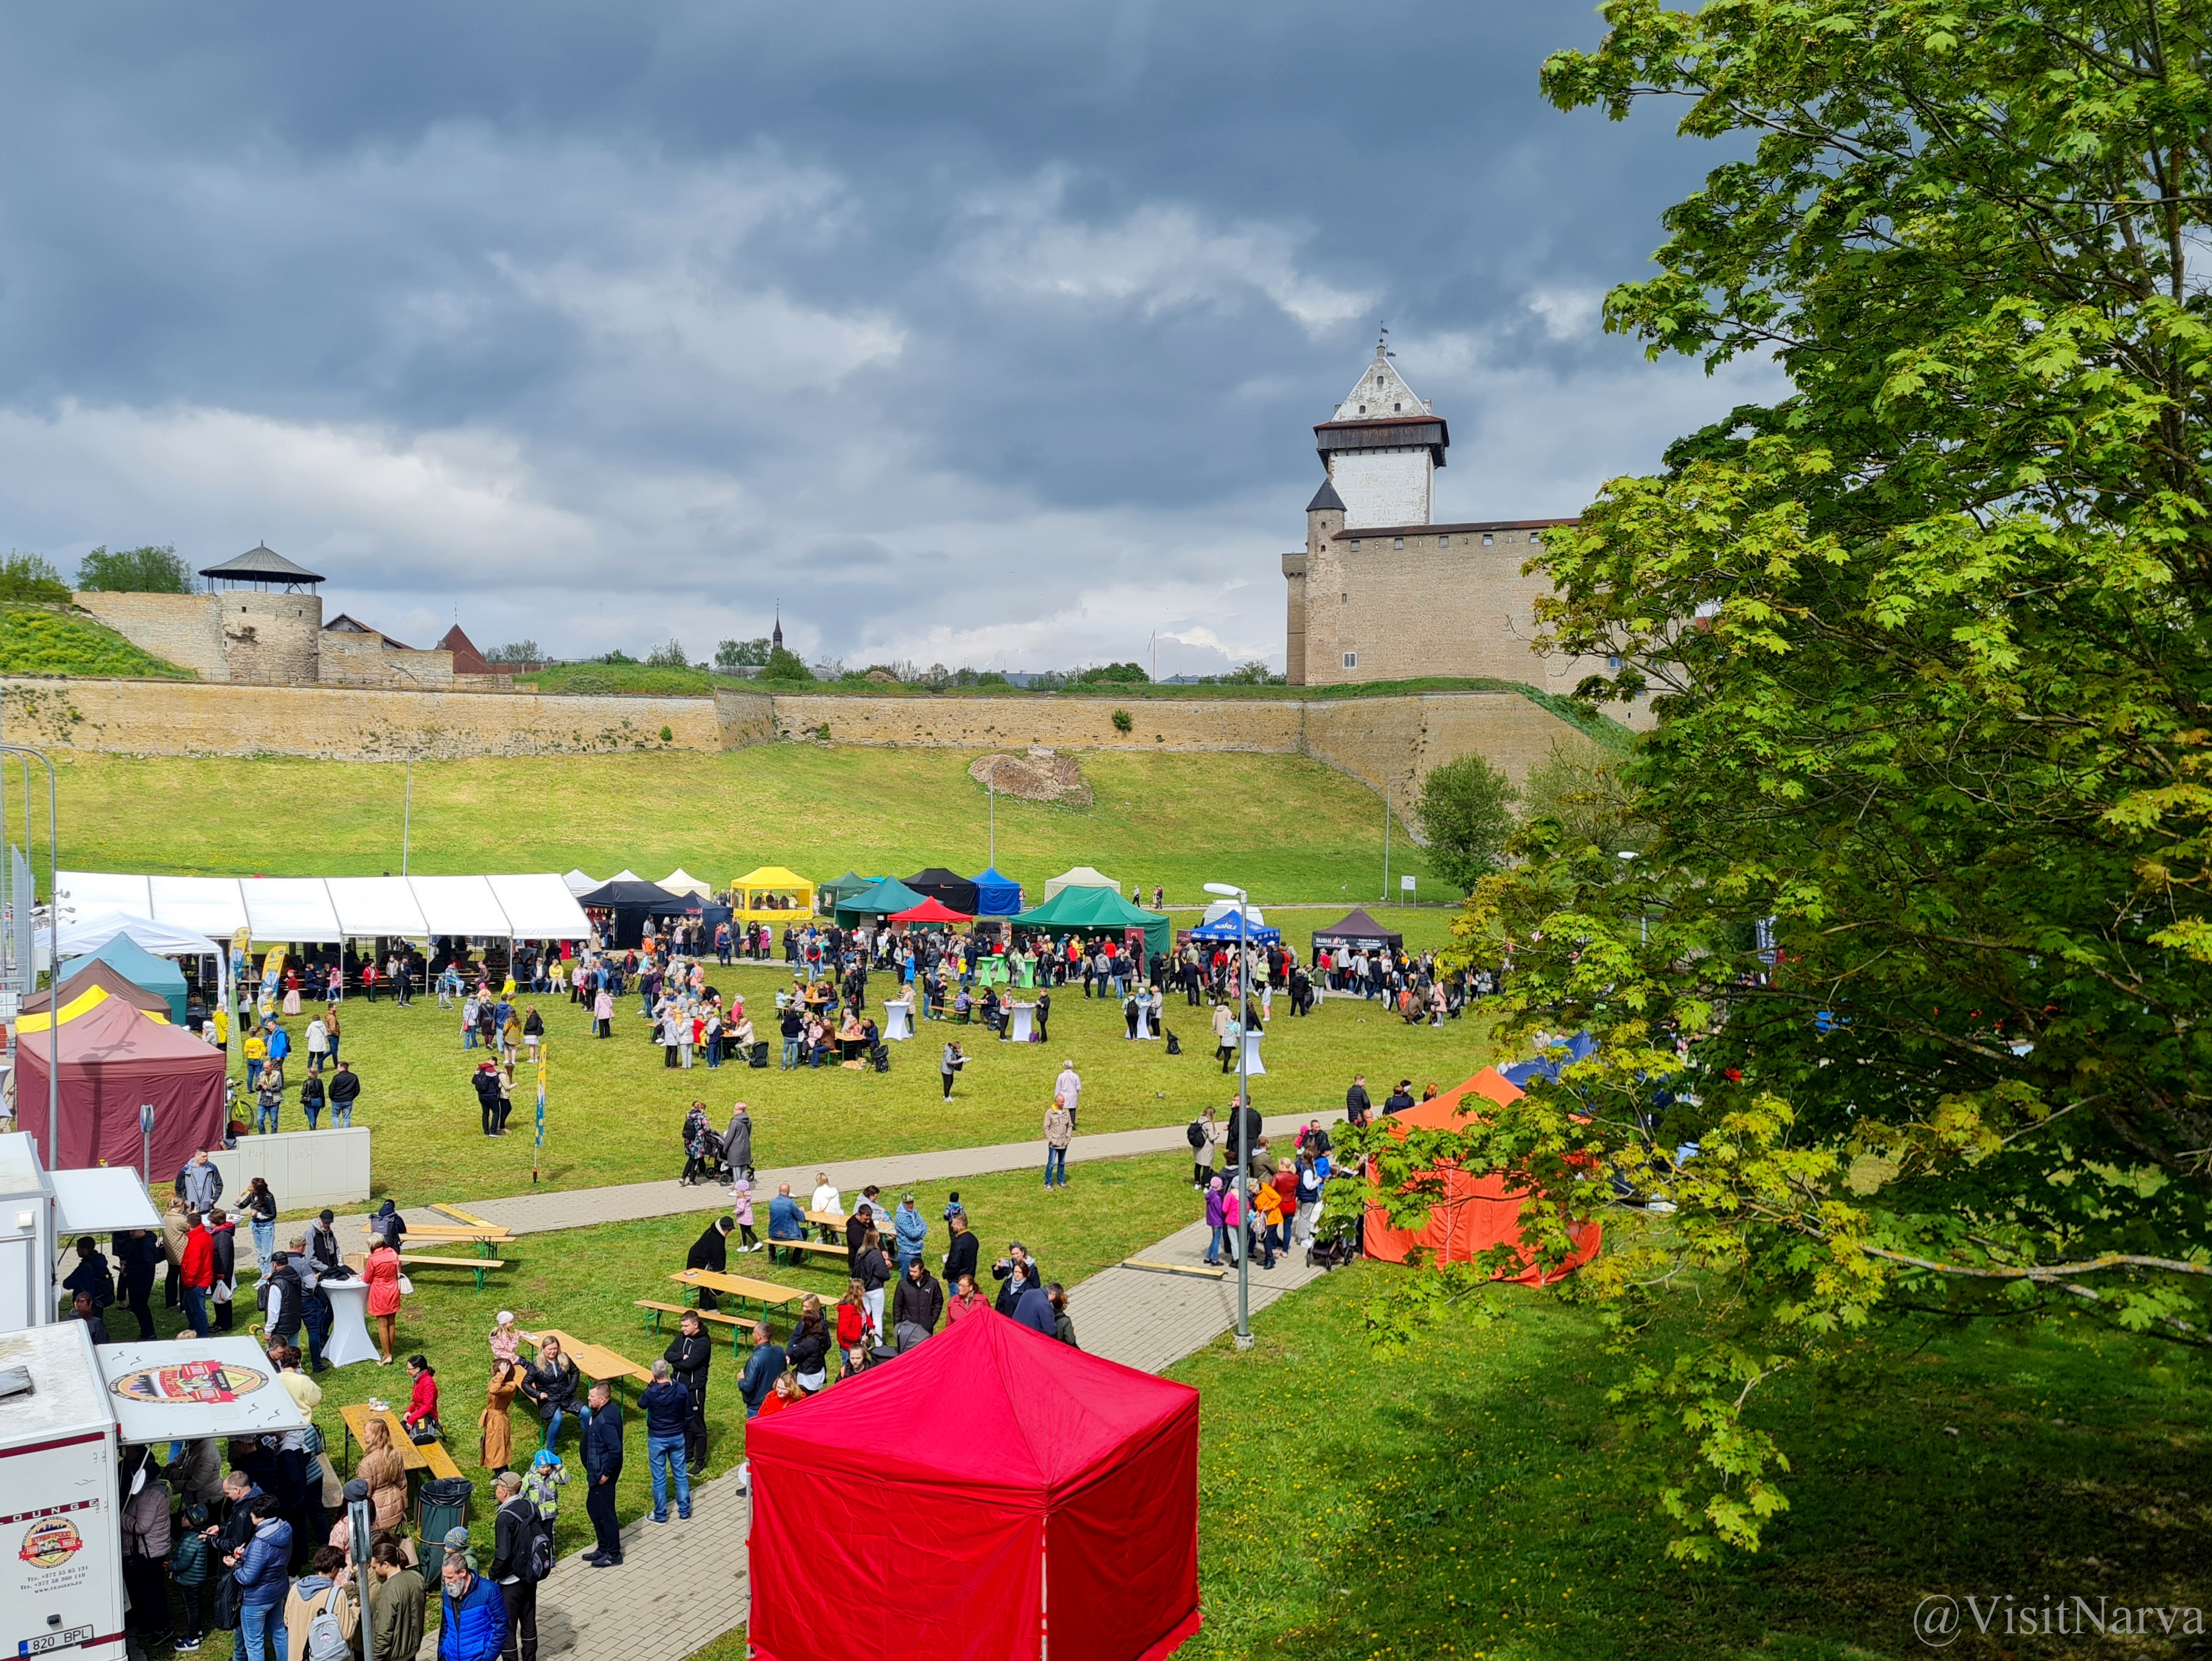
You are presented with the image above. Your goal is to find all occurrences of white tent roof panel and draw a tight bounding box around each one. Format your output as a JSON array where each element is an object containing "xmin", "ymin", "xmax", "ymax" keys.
[
  {"xmin": 148, "ymin": 877, "xmax": 250, "ymax": 938},
  {"xmin": 51, "ymin": 1167, "xmax": 162, "ymax": 1234},
  {"xmin": 240, "ymin": 878, "xmax": 344, "ymax": 942},
  {"xmin": 1041, "ymin": 865, "xmax": 1120, "ymax": 901},
  {"xmin": 562, "ymin": 869, "xmax": 599, "ymax": 895},
  {"xmin": 487, "ymin": 873, "xmax": 593, "ymax": 939},
  {"xmin": 408, "ymin": 875, "xmax": 511, "ymax": 937},
  {"xmin": 325, "ymin": 876, "xmax": 431, "ymax": 939},
  {"xmin": 56, "ymin": 871, "xmax": 152, "ymax": 921}
]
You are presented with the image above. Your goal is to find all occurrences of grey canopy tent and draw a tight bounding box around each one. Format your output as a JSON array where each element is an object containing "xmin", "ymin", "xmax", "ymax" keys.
[{"xmin": 1310, "ymin": 908, "xmax": 1404, "ymax": 956}]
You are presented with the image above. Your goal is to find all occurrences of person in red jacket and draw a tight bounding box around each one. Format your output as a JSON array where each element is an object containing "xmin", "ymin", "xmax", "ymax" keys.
[
  {"xmin": 180, "ymin": 1213, "xmax": 215, "ymax": 1337},
  {"xmin": 403, "ymin": 1356, "xmax": 440, "ymax": 1441}
]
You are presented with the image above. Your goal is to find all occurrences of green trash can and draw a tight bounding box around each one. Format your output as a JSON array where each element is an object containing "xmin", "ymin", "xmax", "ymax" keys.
[{"xmin": 417, "ymin": 1476, "xmax": 473, "ymax": 1547}]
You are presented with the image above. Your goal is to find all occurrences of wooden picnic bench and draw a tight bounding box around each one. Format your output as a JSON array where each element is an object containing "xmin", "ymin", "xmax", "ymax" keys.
[
  {"xmin": 516, "ymin": 1327, "xmax": 651, "ymax": 1406},
  {"xmin": 338, "ymin": 1403, "xmax": 465, "ymax": 1485},
  {"xmin": 634, "ymin": 1299, "xmax": 748, "ymax": 1352},
  {"xmin": 344, "ymin": 1250, "xmax": 510, "ymax": 1291},
  {"xmin": 360, "ymin": 1221, "xmax": 512, "ymax": 1261},
  {"xmin": 768, "ymin": 1237, "xmax": 848, "ymax": 1266},
  {"xmin": 670, "ymin": 1267, "xmax": 818, "ymax": 1326}
]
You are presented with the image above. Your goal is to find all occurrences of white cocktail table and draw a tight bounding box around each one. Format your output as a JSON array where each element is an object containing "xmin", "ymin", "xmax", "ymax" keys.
[{"xmin": 319, "ymin": 1279, "xmax": 380, "ymax": 1368}]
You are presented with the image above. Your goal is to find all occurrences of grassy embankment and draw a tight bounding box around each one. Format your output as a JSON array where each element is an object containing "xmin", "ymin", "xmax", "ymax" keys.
[{"xmin": 0, "ymin": 603, "xmax": 193, "ymax": 678}]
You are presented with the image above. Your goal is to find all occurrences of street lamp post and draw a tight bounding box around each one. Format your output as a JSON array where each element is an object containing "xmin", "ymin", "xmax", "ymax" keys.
[{"xmin": 1204, "ymin": 880, "xmax": 1254, "ymax": 1350}]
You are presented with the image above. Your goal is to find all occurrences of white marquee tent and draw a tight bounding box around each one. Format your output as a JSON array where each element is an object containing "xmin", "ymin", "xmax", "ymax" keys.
[
  {"xmin": 658, "ymin": 869, "xmax": 713, "ymax": 897},
  {"xmin": 1041, "ymin": 865, "xmax": 1121, "ymax": 902},
  {"xmin": 55, "ymin": 872, "xmax": 592, "ymax": 942}
]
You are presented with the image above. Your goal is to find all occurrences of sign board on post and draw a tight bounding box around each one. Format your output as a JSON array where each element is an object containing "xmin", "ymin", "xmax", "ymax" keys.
[{"xmin": 1400, "ymin": 875, "xmax": 1416, "ymax": 893}]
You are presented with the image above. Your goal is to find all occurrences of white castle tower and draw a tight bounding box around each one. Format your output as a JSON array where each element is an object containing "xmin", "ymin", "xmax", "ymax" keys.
[{"xmin": 1314, "ymin": 331, "xmax": 1445, "ymax": 528}]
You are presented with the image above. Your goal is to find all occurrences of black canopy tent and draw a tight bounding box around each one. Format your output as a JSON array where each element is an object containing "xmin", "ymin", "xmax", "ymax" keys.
[
  {"xmin": 904, "ymin": 867, "xmax": 982, "ymax": 916},
  {"xmin": 1311, "ymin": 907, "xmax": 1404, "ymax": 956},
  {"xmin": 577, "ymin": 878, "xmax": 693, "ymax": 948}
]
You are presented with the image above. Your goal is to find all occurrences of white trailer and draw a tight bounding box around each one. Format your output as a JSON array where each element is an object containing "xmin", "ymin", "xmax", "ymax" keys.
[{"xmin": 0, "ymin": 1322, "xmax": 124, "ymax": 1661}]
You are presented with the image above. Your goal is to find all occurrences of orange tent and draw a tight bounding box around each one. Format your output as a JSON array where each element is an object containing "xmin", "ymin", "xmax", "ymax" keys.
[{"xmin": 1362, "ymin": 1066, "xmax": 1602, "ymax": 1284}]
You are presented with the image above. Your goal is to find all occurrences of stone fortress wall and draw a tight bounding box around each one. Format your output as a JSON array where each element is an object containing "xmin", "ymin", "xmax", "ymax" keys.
[
  {"xmin": 73, "ymin": 589, "xmax": 460, "ymax": 689},
  {"xmin": 0, "ymin": 678, "xmax": 1602, "ymax": 804}
]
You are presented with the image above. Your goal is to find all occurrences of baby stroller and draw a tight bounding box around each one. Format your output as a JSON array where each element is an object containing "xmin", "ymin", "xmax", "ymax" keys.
[{"xmin": 680, "ymin": 1117, "xmax": 731, "ymax": 1187}]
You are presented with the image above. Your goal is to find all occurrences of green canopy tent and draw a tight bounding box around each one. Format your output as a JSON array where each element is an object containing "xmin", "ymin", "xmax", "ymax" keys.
[
  {"xmin": 57, "ymin": 934, "xmax": 190, "ymax": 1022},
  {"xmin": 1012, "ymin": 885, "xmax": 1171, "ymax": 958},
  {"xmin": 835, "ymin": 876, "xmax": 927, "ymax": 925},
  {"xmin": 818, "ymin": 872, "xmax": 881, "ymax": 914}
]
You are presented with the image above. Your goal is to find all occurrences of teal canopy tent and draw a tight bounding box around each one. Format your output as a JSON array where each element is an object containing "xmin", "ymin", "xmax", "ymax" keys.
[
  {"xmin": 1012, "ymin": 885, "xmax": 1170, "ymax": 957},
  {"xmin": 835, "ymin": 876, "xmax": 926, "ymax": 924},
  {"xmin": 57, "ymin": 933, "xmax": 190, "ymax": 1022}
]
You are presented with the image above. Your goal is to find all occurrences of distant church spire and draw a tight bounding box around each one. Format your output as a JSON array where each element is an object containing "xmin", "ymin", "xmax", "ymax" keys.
[{"xmin": 772, "ymin": 604, "xmax": 782, "ymax": 651}]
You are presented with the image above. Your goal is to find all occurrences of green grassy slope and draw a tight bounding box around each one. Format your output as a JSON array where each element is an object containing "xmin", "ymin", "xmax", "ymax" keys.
[
  {"xmin": 37, "ymin": 746, "xmax": 1441, "ymax": 903},
  {"xmin": 0, "ymin": 605, "xmax": 193, "ymax": 678}
]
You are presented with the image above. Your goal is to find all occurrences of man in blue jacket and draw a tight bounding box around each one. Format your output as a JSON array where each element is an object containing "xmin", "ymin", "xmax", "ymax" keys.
[
  {"xmin": 640, "ymin": 1359, "xmax": 692, "ymax": 1524},
  {"xmin": 765, "ymin": 1183, "xmax": 805, "ymax": 1266},
  {"xmin": 227, "ymin": 1497, "xmax": 293, "ymax": 1661},
  {"xmin": 580, "ymin": 1382, "xmax": 624, "ymax": 1567},
  {"xmin": 891, "ymin": 1194, "xmax": 928, "ymax": 1271},
  {"xmin": 437, "ymin": 1547, "xmax": 507, "ymax": 1661},
  {"xmin": 737, "ymin": 1322, "xmax": 784, "ymax": 1418}
]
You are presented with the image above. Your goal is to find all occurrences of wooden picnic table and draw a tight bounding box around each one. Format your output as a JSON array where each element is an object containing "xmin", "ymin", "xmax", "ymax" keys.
[
  {"xmin": 670, "ymin": 1266, "xmax": 816, "ymax": 1322},
  {"xmin": 516, "ymin": 1327, "xmax": 651, "ymax": 1406},
  {"xmin": 360, "ymin": 1222, "xmax": 511, "ymax": 1258},
  {"xmin": 338, "ymin": 1403, "xmax": 464, "ymax": 1483}
]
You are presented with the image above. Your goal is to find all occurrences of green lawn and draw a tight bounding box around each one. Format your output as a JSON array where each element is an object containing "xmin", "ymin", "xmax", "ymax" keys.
[
  {"xmin": 1169, "ymin": 1256, "xmax": 2212, "ymax": 1660},
  {"xmin": 127, "ymin": 1150, "xmax": 1201, "ymax": 1661},
  {"xmin": 260, "ymin": 969, "xmax": 1497, "ymax": 1208},
  {"xmin": 1, "ymin": 604, "xmax": 193, "ymax": 678},
  {"xmin": 36, "ymin": 745, "xmax": 1441, "ymax": 904}
]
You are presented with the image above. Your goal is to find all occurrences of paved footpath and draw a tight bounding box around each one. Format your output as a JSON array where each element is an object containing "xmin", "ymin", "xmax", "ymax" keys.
[{"xmin": 507, "ymin": 1176, "xmax": 1333, "ymax": 1661}]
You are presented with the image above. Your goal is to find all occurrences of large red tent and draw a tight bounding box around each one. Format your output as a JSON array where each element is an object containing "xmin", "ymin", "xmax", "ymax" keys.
[
  {"xmin": 1363, "ymin": 1066, "xmax": 1604, "ymax": 1282},
  {"xmin": 746, "ymin": 1308, "xmax": 1201, "ymax": 1661},
  {"xmin": 15, "ymin": 992, "xmax": 227, "ymax": 1176},
  {"xmin": 888, "ymin": 895, "xmax": 973, "ymax": 926}
]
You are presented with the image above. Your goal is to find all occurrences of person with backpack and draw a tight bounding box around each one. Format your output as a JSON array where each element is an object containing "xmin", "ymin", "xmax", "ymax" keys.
[
  {"xmin": 282, "ymin": 1545, "xmax": 359, "ymax": 1661},
  {"xmin": 1187, "ymin": 1107, "xmax": 1219, "ymax": 1190},
  {"xmin": 487, "ymin": 1471, "xmax": 548, "ymax": 1661}
]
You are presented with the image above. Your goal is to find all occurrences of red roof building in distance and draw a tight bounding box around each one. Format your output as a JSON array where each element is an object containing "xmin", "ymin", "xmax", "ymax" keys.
[{"xmin": 438, "ymin": 625, "xmax": 493, "ymax": 675}]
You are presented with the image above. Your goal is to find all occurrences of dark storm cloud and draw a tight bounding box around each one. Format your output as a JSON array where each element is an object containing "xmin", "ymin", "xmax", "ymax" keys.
[{"xmin": 0, "ymin": 1, "xmax": 1771, "ymax": 672}]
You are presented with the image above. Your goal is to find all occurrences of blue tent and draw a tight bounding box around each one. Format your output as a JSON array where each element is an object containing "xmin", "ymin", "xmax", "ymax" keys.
[
  {"xmin": 1187, "ymin": 915, "xmax": 1282, "ymax": 947},
  {"xmin": 58, "ymin": 934, "xmax": 189, "ymax": 1022},
  {"xmin": 1500, "ymin": 1030, "xmax": 1598, "ymax": 1089},
  {"xmin": 969, "ymin": 867, "xmax": 1024, "ymax": 916}
]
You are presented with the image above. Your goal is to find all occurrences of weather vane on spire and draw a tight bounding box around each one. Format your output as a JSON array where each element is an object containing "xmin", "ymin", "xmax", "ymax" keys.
[{"xmin": 1376, "ymin": 322, "xmax": 1393, "ymax": 361}]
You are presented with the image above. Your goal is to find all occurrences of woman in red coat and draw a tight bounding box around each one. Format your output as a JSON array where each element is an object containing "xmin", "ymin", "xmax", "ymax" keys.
[{"xmin": 363, "ymin": 1240, "xmax": 405, "ymax": 1365}]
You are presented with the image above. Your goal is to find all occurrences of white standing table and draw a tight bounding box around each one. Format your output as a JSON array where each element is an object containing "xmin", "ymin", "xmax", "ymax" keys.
[
  {"xmin": 883, "ymin": 999, "xmax": 913, "ymax": 1041},
  {"xmin": 318, "ymin": 1278, "xmax": 381, "ymax": 1367}
]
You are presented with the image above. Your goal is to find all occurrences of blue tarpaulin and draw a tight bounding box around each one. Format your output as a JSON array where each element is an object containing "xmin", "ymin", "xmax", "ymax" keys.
[{"xmin": 1500, "ymin": 1030, "xmax": 1598, "ymax": 1089}]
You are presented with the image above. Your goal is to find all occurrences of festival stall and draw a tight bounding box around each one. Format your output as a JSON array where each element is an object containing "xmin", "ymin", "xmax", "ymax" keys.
[
  {"xmin": 576, "ymin": 878, "xmax": 692, "ymax": 949},
  {"xmin": 55, "ymin": 937, "xmax": 189, "ymax": 1022},
  {"xmin": 968, "ymin": 866, "xmax": 1025, "ymax": 916},
  {"xmin": 27, "ymin": 961, "xmax": 174, "ymax": 1023},
  {"xmin": 1041, "ymin": 865, "xmax": 1119, "ymax": 901},
  {"xmin": 817, "ymin": 872, "xmax": 880, "ymax": 914},
  {"xmin": 1012, "ymin": 886, "xmax": 1171, "ymax": 957},
  {"xmin": 1362, "ymin": 1067, "xmax": 1604, "ymax": 1282},
  {"xmin": 747, "ymin": 1309, "xmax": 1201, "ymax": 1661},
  {"xmin": 1184, "ymin": 913, "xmax": 1282, "ymax": 948},
  {"xmin": 889, "ymin": 896, "xmax": 973, "ymax": 930},
  {"xmin": 13, "ymin": 995, "xmax": 226, "ymax": 1177},
  {"xmin": 1310, "ymin": 907, "xmax": 1404, "ymax": 957},
  {"xmin": 658, "ymin": 869, "xmax": 714, "ymax": 898},
  {"xmin": 53, "ymin": 912, "xmax": 230, "ymax": 1014},
  {"xmin": 833, "ymin": 877, "xmax": 923, "ymax": 926},
  {"xmin": 562, "ymin": 869, "xmax": 599, "ymax": 896},
  {"xmin": 903, "ymin": 868, "xmax": 982, "ymax": 915},
  {"xmin": 731, "ymin": 866, "xmax": 816, "ymax": 926}
]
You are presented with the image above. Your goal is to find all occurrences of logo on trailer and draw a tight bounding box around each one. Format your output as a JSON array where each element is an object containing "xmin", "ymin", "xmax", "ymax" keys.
[
  {"xmin": 18, "ymin": 1516, "xmax": 84, "ymax": 1569},
  {"xmin": 110, "ymin": 1358, "xmax": 266, "ymax": 1405}
]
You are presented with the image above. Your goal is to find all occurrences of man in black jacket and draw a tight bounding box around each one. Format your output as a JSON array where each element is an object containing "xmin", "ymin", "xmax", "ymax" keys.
[
  {"xmin": 472, "ymin": 1064, "xmax": 503, "ymax": 1136},
  {"xmin": 891, "ymin": 1259, "xmax": 943, "ymax": 1349},
  {"xmin": 1344, "ymin": 1075, "xmax": 1372, "ymax": 1128},
  {"xmin": 844, "ymin": 1203, "xmax": 875, "ymax": 1277},
  {"xmin": 262, "ymin": 1253, "xmax": 304, "ymax": 1351},
  {"xmin": 579, "ymin": 1384, "xmax": 622, "ymax": 1567},
  {"xmin": 327, "ymin": 1062, "xmax": 361, "ymax": 1128},
  {"xmin": 686, "ymin": 1216, "xmax": 732, "ymax": 1311},
  {"xmin": 487, "ymin": 1471, "xmax": 539, "ymax": 1661},
  {"xmin": 1225, "ymin": 1095, "xmax": 1263, "ymax": 1173},
  {"xmin": 942, "ymin": 1212, "xmax": 979, "ymax": 1289},
  {"xmin": 662, "ymin": 1311, "xmax": 715, "ymax": 1476},
  {"xmin": 113, "ymin": 1228, "xmax": 161, "ymax": 1339}
]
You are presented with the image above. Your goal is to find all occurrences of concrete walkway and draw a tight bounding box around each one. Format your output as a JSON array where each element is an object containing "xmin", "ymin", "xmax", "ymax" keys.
[{"xmin": 520, "ymin": 1201, "xmax": 1334, "ymax": 1661}]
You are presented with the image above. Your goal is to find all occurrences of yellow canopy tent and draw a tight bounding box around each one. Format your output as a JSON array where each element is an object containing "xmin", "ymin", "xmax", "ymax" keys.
[{"xmin": 729, "ymin": 865, "xmax": 816, "ymax": 924}]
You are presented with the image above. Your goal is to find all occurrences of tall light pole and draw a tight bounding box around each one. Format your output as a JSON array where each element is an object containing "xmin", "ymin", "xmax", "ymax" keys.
[
  {"xmin": 401, "ymin": 758, "xmax": 413, "ymax": 877},
  {"xmin": 1203, "ymin": 879, "xmax": 1254, "ymax": 1350},
  {"xmin": 987, "ymin": 771, "xmax": 996, "ymax": 870},
  {"xmin": 1, "ymin": 746, "xmax": 58, "ymax": 1167}
]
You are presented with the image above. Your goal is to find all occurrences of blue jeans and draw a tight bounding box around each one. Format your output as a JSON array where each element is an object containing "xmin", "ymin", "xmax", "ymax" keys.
[
  {"xmin": 1206, "ymin": 1224, "xmax": 1230, "ymax": 1264},
  {"xmin": 256, "ymin": 1103, "xmax": 280, "ymax": 1136},
  {"xmin": 238, "ymin": 1603, "xmax": 286, "ymax": 1661},
  {"xmin": 1043, "ymin": 1146, "xmax": 1068, "ymax": 1187},
  {"xmin": 649, "ymin": 1434, "xmax": 690, "ymax": 1519},
  {"xmin": 182, "ymin": 1285, "xmax": 210, "ymax": 1336},
  {"xmin": 781, "ymin": 1038, "xmax": 799, "ymax": 1069},
  {"xmin": 251, "ymin": 1219, "xmax": 275, "ymax": 1269},
  {"xmin": 463, "ymin": 1028, "xmax": 477, "ymax": 1049},
  {"xmin": 332, "ymin": 1104, "xmax": 352, "ymax": 1128},
  {"xmin": 543, "ymin": 1407, "xmax": 569, "ymax": 1449}
]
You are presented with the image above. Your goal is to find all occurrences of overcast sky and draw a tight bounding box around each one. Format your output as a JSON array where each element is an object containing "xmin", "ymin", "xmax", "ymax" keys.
[{"xmin": 0, "ymin": 2, "xmax": 1773, "ymax": 676}]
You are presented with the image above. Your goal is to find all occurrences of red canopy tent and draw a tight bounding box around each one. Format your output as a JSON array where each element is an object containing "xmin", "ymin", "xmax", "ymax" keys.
[
  {"xmin": 747, "ymin": 1308, "xmax": 1201, "ymax": 1661},
  {"xmin": 15, "ymin": 993, "xmax": 226, "ymax": 1176},
  {"xmin": 888, "ymin": 896, "xmax": 973, "ymax": 926},
  {"xmin": 1363, "ymin": 1066, "xmax": 1603, "ymax": 1283}
]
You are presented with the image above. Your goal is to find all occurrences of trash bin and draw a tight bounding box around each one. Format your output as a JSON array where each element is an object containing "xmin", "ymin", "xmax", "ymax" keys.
[{"xmin": 417, "ymin": 1476, "xmax": 473, "ymax": 1546}]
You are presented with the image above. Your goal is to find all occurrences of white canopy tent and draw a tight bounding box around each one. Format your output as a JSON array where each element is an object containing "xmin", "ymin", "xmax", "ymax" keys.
[
  {"xmin": 147, "ymin": 876, "xmax": 250, "ymax": 938},
  {"xmin": 55, "ymin": 872, "xmax": 591, "ymax": 944},
  {"xmin": 610, "ymin": 869, "xmax": 643, "ymax": 883},
  {"xmin": 50, "ymin": 1168, "xmax": 162, "ymax": 1236},
  {"xmin": 1202, "ymin": 898, "xmax": 1268, "ymax": 928},
  {"xmin": 1042, "ymin": 865, "xmax": 1121, "ymax": 902},
  {"xmin": 562, "ymin": 869, "xmax": 599, "ymax": 896},
  {"xmin": 240, "ymin": 878, "xmax": 346, "ymax": 942},
  {"xmin": 325, "ymin": 877, "xmax": 431, "ymax": 940},
  {"xmin": 658, "ymin": 868, "xmax": 713, "ymax": 897},
  {"xmin": 54, "ymin": 872, "xmax": 151, "ymax": 922}
]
